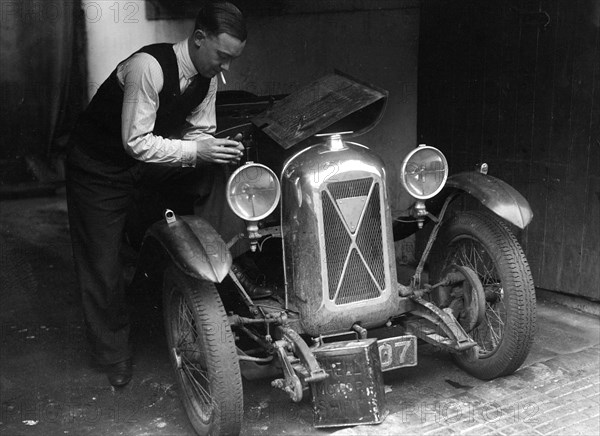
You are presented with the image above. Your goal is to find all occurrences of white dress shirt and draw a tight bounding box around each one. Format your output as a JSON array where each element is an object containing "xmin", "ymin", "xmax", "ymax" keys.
[{"xmin": 116, "ymin": 39, "xmax": 217, "ymax": 167}]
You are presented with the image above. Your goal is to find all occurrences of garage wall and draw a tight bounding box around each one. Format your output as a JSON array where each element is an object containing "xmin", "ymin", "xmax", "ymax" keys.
[
  {"xmin": 418, "ymin": 0, "xmax": 600, "ymax": 300},
  {"xmin": 82, "ymin": 0, "xmax": 192, "ymax": 99},
  {"xmin": 82, "ymin": 0, "xmax": 420, "ymax": 213},
  {"xmin": 237, "ymin": 6, "xmax": 420, "ymax": 212}
]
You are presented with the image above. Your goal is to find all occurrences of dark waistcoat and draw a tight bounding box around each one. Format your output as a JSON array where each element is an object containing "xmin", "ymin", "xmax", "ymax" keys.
[{"xmin": 68, "ymin": 43, "xmax": 210, "ymax": 167}]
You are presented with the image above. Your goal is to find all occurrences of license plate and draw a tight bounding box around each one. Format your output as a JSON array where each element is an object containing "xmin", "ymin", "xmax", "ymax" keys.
[{"xmin": 377, "ymin": 335, "xmax": 417, "ymax": 371}]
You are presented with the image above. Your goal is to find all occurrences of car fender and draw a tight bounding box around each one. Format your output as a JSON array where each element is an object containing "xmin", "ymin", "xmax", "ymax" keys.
[
  {"xmin": 445, "ymin": 171, "xmax": 533, "ymax": 229},
  {"xmin": 143, "ymin": 213, "xmax": 232, "ymax": 283}
]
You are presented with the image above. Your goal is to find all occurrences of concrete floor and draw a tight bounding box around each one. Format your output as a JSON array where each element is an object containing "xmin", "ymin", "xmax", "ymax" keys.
[{"xmin": 1, "ymin": 191, "xmax": 599, "ymax": 435}]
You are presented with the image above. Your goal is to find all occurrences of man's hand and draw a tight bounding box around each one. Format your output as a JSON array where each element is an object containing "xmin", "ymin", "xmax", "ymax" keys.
[{"xmin": 195, "ymin": 134, "xmax": 244, "ymax": 164}]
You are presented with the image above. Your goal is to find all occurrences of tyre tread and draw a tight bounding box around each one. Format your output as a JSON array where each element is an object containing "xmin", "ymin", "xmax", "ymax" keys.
[
  {"xmin": 164, "ymin": 267, "xmax": 243, "ymax": 435},
  {"xmin": 431, "ymin": 210, "xmax": 536, "ymax": 380}
]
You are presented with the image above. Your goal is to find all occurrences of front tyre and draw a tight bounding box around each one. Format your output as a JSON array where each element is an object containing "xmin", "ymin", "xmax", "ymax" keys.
[
  {"xmin": 163, "ymin": 266, "xmax": 243, "ymax": 435},
  {"xmin": 430, "ymin": 210, "xmax": 536, "ymax": 380}
]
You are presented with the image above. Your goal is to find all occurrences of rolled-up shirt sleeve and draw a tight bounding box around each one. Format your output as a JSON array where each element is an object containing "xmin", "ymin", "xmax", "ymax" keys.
[{"xmin": 118, "ymin": 53, "xmax": 200, "ymax": 167}]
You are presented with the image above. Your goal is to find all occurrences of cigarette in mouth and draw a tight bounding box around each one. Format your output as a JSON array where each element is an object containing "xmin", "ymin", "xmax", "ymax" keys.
[{"xmin": 219, "ymin": 71, "xmax": 227, "ymax": 85}]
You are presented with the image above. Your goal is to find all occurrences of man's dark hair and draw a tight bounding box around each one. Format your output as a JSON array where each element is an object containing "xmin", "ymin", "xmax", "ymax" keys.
[{"xmin": 195, "ymin": 2, "xmax": 247, "ymax": 42}]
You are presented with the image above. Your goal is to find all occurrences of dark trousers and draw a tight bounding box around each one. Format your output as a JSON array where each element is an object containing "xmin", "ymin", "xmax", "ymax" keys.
[{"xmin": 66, "ymin": 146, "xmax": 245, "ymax": 365}]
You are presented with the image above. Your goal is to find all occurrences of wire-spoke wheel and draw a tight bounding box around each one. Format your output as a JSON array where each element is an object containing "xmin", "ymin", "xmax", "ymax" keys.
[
  {"xmin": 163, "ymin": 265, "xmax": 243, "ymax": 435},
  {"xmin": 430, "ymin": 210, "xmax": 536, "ymax": 380}
]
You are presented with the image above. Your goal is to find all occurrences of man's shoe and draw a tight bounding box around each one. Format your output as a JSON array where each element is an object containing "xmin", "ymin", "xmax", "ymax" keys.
[
  {"xmin": 230, "ymin": 263, "xmax": 273, "ymax": 299},
  {"xmin": 107, "ymin": 359, "xmax": 132, "ymax": 387}
]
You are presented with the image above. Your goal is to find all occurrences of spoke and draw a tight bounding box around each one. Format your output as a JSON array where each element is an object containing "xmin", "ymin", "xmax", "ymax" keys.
[
  {"xmin": 466, "ymin": 243, "xmax": 480, "ymax": 271},
  {"xmin": 484, "ymin": 311, "xmax": 502, "ymax": 348},
  {"xmin": 181, "ymin": 354, "xmax": 209, "ymax": 379},
  {"xmin": 447, "ymin": 237, "xmax": 508, "ymax": 356},
  {"xmin": 176, "ymin": 310, "xmax": 206, "ymax": 363},
  {"xmin": 486, "ymin": 303, "xmax": 506, "ymax": 329},
  {"xmin": 177, "ymin": 298, "xmax": 195, "ymax": 346},
  {"xmin": 177, "ymin": 348, "xmax": 206, "ymax": 355},
  {"xmin": 181, "ymin": 355, "xmax": 212, "ymax": 405},
  {"xmin": 176, "ymin": 297, "xmax": 187, "ymax": 340},
  {"xmin": 179, "ymin": 349, "xmax": 206, "ymax": 363},
  {"xmin": 453, "ymin": 240, "xmax": 496, "ymax": 285},
  {"xmin": 472, "ymin": 327, "xmax": 490, "ymax": 352},
  {"xmin": 176, "ymin": 298, "xmax": 185, "ymax": 339},
  {"xmin": 181, "ymin": 365, "xmax": 213, "ymax": 407},
  {"xmin": 168, "ymin": 289, "xmax": 222, "ymax": 423},
  {"xmin": 479, "ymin": 264, "xmax": 495, "ymax": 285},
  {"xmin": 471, "ymin": 247, "xmax": 487, "ymax": 276},
  {"xmin": 474, "ymin": 326, "xmax": 493, "ymax": 352},
  {"xmin": 455, "ymin": 244, "xmax": 471, "ymax": 269},
  {"xmin": 472, "ymin": 301, "xmax": 505, "ymax": 354},
  {"xmin": 486, "ymin": 283, "xmax": 503, "ymax": 294}
]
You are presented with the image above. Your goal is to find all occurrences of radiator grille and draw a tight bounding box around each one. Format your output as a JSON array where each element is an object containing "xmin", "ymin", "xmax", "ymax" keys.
[
  {"xmin": 356, "ymin": 187, "xmax": 385, "ymax": 288},
  {"xmin": 322, "ymin": 177, "xmax": 386, "ymax": 304},
  {"xmin": 336, "ymin": 249, "xmax": 381, "ymax": 304},
  {"xmin": 323, "ymin": 193, "xmax": 352, "ymax": 299},
  {"xmin": 328, "ymin": 177, "xmax": 372, "ymax": 199}
]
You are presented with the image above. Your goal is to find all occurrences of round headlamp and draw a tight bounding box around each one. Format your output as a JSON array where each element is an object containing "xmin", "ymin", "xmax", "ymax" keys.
[
  {"xmin": 227, "ymin": 163, "xmax": 281, "ymax": 221},
  {"xmin": 400, "ymin": 145, "xmax": 448, "ymax": 199}
]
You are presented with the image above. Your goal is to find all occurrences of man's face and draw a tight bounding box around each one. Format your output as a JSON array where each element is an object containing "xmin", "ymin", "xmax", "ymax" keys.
[{"xmin": 191, "ymin": 30, "xmax": 246, "ymax": 78}]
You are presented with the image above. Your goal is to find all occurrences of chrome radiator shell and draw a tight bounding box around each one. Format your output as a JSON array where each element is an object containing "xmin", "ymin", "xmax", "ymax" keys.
[{"xmin": 281, "ymin": 140, "xmax": 399, "ymax": 336}]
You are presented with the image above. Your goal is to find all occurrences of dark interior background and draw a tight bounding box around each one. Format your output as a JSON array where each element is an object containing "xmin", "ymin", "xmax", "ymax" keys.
[
  {"xmin": 418, "ymin": 0, "xmax": 599, "ymax": 300},
  {"xmin": 0, "ymin": 0, "xmax": 598, "ymax": 300}
]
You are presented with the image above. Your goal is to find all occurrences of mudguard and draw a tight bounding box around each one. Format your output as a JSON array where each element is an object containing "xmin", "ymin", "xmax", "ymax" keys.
[
  {"xmin": 393, "ymin": 171, "xmax": 533, "ymax": 241},
  {"xmin": 144, "ymin": 213, "xmax": 232, "ymax": 283},
  {"xmin": 445, "ymin": 172, "xmax": 533, "ymax": 229}
]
